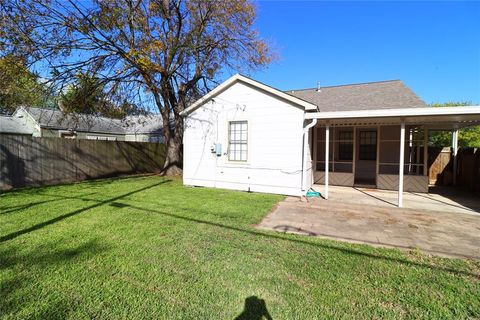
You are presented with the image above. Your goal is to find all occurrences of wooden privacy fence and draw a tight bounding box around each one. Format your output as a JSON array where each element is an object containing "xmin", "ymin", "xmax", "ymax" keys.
[
  {"xmin": 0, "ymin": 134, "xmax": 166, "ymax": 190},
  {"xmin": 456, "ymin": 148, "xmax": 480, "ymax": 193},
  {"xmin": 428, "ymin": 147, "xmax": 480, "ymax": 192}
]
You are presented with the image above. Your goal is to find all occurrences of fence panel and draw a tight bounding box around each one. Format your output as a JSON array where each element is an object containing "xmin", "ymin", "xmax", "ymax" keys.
[{"xmin": 0, "ymin": 134, "xmax": 166, "ymax": 190}]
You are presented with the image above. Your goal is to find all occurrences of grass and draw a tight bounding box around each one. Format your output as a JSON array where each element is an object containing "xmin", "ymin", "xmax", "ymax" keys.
[{"xmin": 0, "ymin": 175, "xmax": 479, "ymax": 319}]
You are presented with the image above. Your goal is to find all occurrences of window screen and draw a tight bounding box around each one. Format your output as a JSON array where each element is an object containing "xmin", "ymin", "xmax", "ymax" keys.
[
  {"xmin": 228, "ymin": 121, "xmax": 248, "ymax": 161},
  {"xmin": 338, "ymin": 130, "xmax": 353, "ymax": 161},
  {"xmin": 359, "ymin": 130, "xmax": 377, "ymax": 160}
]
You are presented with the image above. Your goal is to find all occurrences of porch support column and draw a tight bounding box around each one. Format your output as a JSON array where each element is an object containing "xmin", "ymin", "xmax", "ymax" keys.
[
  {"xmin": 423, "ymin": 126, "xmax": 428, "ymax": 177},
  {"xmin": 452, "ymin": 129, "xmax": 459, "ymax": 186},
  {"xmin": 398, "ymin": 120, "xmax": 405, "ymax": 207},
  {"xmin": 325, "ymin": 124, "xmax": 330, "ymax": 200}
]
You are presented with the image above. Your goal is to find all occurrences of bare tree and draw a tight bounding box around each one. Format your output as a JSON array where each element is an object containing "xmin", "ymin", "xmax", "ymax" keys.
[{"xmin": 0, "ymin": 0, "xmax": 273, "ymax": 174}]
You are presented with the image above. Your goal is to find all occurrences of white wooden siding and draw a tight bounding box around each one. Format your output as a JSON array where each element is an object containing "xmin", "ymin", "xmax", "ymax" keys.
[{"xmin": 183, "ymin": 81, "xmax": 306, "ymax": 196}]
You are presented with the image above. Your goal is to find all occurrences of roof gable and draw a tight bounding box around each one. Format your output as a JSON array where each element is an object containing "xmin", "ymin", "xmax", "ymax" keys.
[
  {"xmin": 0, "ymin": 116, "xmax": 34, "ymax": 134},
  {"xmin": 286, "ymin": 80, "xmax": 427, "ymax": 112},
  {"xmin": 180, "ymin": 74, "xmax": 318, "ymax": 116}
]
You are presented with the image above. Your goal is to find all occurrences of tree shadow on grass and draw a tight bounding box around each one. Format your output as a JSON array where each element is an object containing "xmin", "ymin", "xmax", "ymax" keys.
[
  {"xmin": 114, "ymin": 202, "xmax": 479, "ymax": 279},
  {"xmin": 0, "ymin": 180, "xmax": 170, "ymax": 243},
  {"xmin": 0, "ymin": 191, "xmax": 99, "ymax": 215},
  {"xmin": 0, "ymin": 239, "xmax": 109, "ymax": 318},
  {"xmin": 3, "ymin": 179, "xmax": 477, "ymax": 280}
]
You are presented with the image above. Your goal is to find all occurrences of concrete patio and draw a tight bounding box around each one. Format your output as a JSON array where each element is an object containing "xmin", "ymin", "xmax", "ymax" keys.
[
  {"xmin": 258, "ymin": 186, "xmax": 480, "ymax": 259},
  {"xmin": 313, "ymin": 185, "xmax": 480, "ymax": 215}
]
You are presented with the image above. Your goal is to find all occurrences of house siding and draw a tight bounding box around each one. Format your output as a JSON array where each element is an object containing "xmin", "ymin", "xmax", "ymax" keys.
[{"xmin": 183, "ymin": 81, "xmax": 306, "ymax": 196}]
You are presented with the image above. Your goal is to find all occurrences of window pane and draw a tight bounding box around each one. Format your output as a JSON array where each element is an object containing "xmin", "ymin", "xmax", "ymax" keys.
[
  {"xmin": 228, "ymin": 120, "xmax": 248, "ymax": 161},
  {"xmin": 359, "ymin": 131, "xmax": 377, "ymax": 160}
]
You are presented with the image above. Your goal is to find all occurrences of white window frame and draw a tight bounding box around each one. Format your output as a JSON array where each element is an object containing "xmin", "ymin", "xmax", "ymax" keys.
[{"xmin": 227, "ymin": 120, "xmax": 248, "ymax": 162}]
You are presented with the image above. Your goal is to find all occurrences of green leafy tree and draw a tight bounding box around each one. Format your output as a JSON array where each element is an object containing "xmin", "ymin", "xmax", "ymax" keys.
[
  {"xmin": 60, "ymin": 72, "xmax": 132, "ymax": 119},
  {"xmin": 429, "ymin": 102, "xmax": 480, "ymax": 147},
  {"xmin": 0, "ymin": 55, "xmax": 47, "ymax": 114},
  {"xmin": 1, "ymin": 0, "xmax": 273, "ymax": 174}
]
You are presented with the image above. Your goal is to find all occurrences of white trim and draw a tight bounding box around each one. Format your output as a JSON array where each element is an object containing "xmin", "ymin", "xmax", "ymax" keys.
[
  {"xmin": 423, "ymin": 126, "xmax": 428, "ymax": 177},
  {"xmin": 181, "ymin": 74, "xmax": 318, "ymax": 116},
  {"xmin": 325, "ymin": 124, "xmax": 330, "ymax": 199},
  {"xmin": 225, "ymin": 118, "xmax": 251, "ymax": 165},
  {"xmin": 452, "ymin": 129, "xmax": 459, "ymax": 186},
  {"xmin": 305, "ymin": 106, "xmax": 480, "ymax": 120},
  {"xmin": 398, "ymin": 121, "xmax": 405, "ymax": 207},
  {"xmin": 302, "ymin": 118, "xmax": 317, "ymax": 193}
]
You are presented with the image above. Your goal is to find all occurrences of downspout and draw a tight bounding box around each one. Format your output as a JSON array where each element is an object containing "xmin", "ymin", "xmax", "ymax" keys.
[{"xmin": 302, "ymin": 117, "xmax": 318, "ymax": 195}]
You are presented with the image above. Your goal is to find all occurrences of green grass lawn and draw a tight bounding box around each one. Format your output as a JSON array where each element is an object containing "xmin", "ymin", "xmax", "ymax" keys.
[{"xmin": 0, "ymin": 175, "xmax": 479, "ymax": 319}]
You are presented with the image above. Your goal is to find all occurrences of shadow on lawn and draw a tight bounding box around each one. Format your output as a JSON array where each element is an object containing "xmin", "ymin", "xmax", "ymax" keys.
[
  {"xmin": 117, "ymin": 203, "xmax": 479, "ymax": 279},
  {"xmin": 0, "ymin": 239, "xmax": 109, "ymax": 317},
  {"xmin": 2, "ymin": 178, "xmax": 477, "ymax": 280},
  {"xmin": 0, "ymin": 180, "xmax": 171, "ymax": 243},
  {"xmin": 235, "ymin": 296, "xmax": 273, "ymax": 320},
  {"xmin": 0, "ymin": 192, "xmax": 99, "ymax": 215}
]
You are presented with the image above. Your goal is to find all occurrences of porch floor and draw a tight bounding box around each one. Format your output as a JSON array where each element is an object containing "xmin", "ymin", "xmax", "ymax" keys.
[
  {"xmin": 257, "ymin": 187, "xmax": 480, "ymax": 259},
  {"xmin": 311, "ymin": 185, "xmax": 480, "ymax": 215}
]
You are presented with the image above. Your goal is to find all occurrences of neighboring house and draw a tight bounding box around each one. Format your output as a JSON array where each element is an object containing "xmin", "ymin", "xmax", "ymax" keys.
[
  {"xmin": 0, "ymin": 115, "xmax": 34, "ymax": 135},
  {"xmin": 6, "ymin": 107, "xmax": 164, "ymax": 142},
  {"xmin": 123, "ymin": 115, "xmax": 165, "ymax": 143},
  {"xmin": 181, "ymin": 74, "xmax": 480, "ymax": 207}
]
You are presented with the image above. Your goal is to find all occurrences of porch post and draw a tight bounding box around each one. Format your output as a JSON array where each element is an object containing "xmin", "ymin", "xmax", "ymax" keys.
[
  {"xmin": 325, "ymin": 124, "xmax": 330, "ymax": 199},
  {"xmin": 452, "ymin": 129, "xmax": 459, "ymax": 186},
  {"xmin": 423, "ymin": 126, "xmax": 428, "ymax": 177},
  {"xmin": 398, "ymin": 120, "xmax": 405, "ymax": 207}
]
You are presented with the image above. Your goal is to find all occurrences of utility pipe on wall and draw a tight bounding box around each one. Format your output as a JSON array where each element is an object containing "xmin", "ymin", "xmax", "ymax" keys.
[{"xmin": 302, "ymin": 118, "xmax": 317, "ymax": 194}]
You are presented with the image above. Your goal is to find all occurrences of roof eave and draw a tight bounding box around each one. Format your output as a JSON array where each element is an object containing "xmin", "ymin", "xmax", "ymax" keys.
[
  {"xmin": 180, "ymin": 74, "xmax": 317, "ymax": 116},
  {"xmin": 305, "ymin": 106, "xmax": 480, "ymax": 120}
]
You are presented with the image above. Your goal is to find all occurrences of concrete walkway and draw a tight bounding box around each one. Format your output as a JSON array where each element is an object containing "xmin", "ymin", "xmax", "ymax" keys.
[{"xmin": 258, "ymin": 197, "xmax": 480, "ymax": 259}]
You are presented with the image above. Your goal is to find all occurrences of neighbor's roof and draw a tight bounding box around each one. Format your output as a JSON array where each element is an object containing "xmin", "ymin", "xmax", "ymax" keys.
[
  {"xmin": 181, "ymin": 74, "xmax": 318, "ymax": 116},
  {"xmin": 123, "ymin": 114, "xmax": 164, "ymax": 134},
  {"xmin": 16, "ymin": 107, "xmax": 163, "ymax": 135},
  {"xmin": 286, "ymin": 80, "xmax": 427, "ymax": 112},
  {"xmin": 0, "ymin": 116, "xmax": 34, "ymax": 135}
]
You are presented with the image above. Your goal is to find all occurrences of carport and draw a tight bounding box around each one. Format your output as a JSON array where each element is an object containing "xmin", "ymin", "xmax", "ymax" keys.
[{"xmin": 306, "ymin": 106, "xmax": 480, "ymax": 207}]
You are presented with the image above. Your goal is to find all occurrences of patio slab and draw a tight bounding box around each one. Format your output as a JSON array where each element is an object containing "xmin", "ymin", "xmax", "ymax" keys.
[
  {"xmin": 258, "ymin": 194, "xmax": 480, "ymax": 259},
  {"xmin": 311, "ymin": 185, "xmax": 480, "ymax": 215}
]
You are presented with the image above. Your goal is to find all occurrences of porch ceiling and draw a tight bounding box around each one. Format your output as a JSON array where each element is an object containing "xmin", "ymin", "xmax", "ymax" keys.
[{"xmin": 305, "ymin": 106, "xmax": 480, "ymax": 129}]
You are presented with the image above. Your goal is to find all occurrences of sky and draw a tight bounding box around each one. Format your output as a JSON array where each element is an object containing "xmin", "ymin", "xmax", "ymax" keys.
[{"xmin": 247, "ymin": 1, "xmax": 480, "ymax": 104}]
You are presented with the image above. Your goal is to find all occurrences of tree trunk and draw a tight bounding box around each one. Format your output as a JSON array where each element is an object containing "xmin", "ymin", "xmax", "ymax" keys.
[{"xmin": 162, "ymin": 134, "xmax": 183, "ymax": 176}]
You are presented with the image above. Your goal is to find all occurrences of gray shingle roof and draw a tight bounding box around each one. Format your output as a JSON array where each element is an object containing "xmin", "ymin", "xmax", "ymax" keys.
[
  {"xmin": 21, "ymin": 107, "xmax": 163, "ymax": 134},
  {"xmin": 286, "ymin": 80, "xmax": 427, "ymax": 112},
  {"xmin": 123, "ymin": 115, "xmax": 164, "ymax": 134},
  {"xmin": 0, "ymin": 116, "xmax": 34, "ymax": 134}
]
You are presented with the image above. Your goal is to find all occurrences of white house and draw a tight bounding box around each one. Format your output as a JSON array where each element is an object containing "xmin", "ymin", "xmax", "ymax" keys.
[{"xmin": 181, "ymin": 74, "xmax": 480, "ymax": 206}]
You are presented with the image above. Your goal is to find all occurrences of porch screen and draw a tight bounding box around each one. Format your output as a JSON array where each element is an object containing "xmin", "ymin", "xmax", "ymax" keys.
[
  {"xmin": 228, "ymin": 120, "xmax": 248, "ymax": 161},
  {"xmin": 359, "ymin": 131, "xmax": 377, "ymax": 160},
  {"xmin": 338, "ymin": 130, "xmax": 353, "ymax": 160}
]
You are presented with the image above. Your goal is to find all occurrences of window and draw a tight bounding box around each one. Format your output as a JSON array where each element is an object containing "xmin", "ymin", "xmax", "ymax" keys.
[
  {"xmin": 59, "ymin": 131, "xmax": 76, "ymax": 139},
  {"xmin": 87, "ymin": 135, "xmax": 117, "ymax": 141},
  {"xmin": 359, "ymin": 130, "xmax": 377, "ymax": 160},
  {"xmin": 338, "ymin": 130, "xmax": 353, "ymax": 161},
  {"xmin": 228, "ymin": 120, "xmax": 248, "ymax": 161}
]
